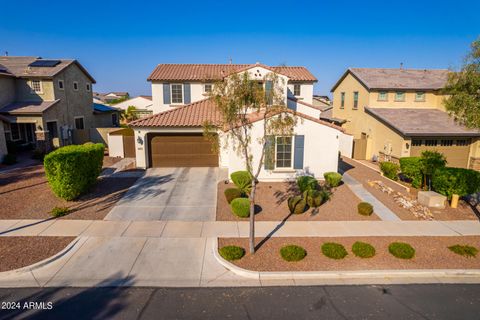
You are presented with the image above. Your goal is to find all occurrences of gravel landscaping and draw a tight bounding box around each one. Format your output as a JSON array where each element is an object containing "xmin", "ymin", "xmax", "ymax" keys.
[
  {"xmin": 341, "ymin": 157, "xmax": 478, "ymax": 221},
  {"xmin": 216, "ymin": 181, "xmax": 380, "ymax": 221},
  {"xmin": 0, "ymin": 165, "xmax": 138, "ymax": 220},
  {"xmin": 0, "ymin": 237, "xmax": 75, "ymax": 272},
  {"xmin": 219, "ymin": 236, "xmax": 480, "ymax": 272}
]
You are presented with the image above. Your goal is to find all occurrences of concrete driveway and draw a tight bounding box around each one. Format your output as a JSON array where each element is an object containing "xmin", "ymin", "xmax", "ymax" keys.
[{"xmin": 105, "ymin": 167, "xmax": 218, "ymax": 221}]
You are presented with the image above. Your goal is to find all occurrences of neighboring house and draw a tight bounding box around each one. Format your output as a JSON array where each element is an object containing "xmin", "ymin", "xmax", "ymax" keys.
[
  {"xmin": 0, "ymin": 56, "xmax": 97, "ymax": 152},
  {"xmin": 111, "ymin": 95, "xmax": 153, "ymax": 118},
  {"xmin": 331, "ymin": 68, "xmax": 480, "ymax": 170},
  {"xmin": 93, "ymin": 103, "xmax": 121, "ymax": 127},
  {"xmin": 129, "ymin": 63, "xmax": 352, "ymax": 181},
  {"xmin": 312, "ymin": 95, "xmax": 331, "ymax": 108},
  {"xmin": 94, "ymin": 91, "xmax": 130, "ymax": 104}
]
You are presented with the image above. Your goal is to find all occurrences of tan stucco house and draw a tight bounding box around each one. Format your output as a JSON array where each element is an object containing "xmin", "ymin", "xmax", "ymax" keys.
[{"xmin": 330, "ymin": 68, "xmax": 480, "ymax": 170}]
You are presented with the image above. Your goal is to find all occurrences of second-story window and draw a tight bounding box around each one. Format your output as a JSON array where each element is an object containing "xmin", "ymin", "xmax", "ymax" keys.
[
  {"xmin": 353, "ymin": 91, "xmax": 359, "ymax": 109},
  {"xmin": 395, "ymin": 91, "xmax": 405, "ymax": 101},
  {"xmin": 415, "ymin": 91, "xmax": 425, "ymax": 101},
  {"xmin": 378, "ymin": 91, "xmax": 388, "ymax": 101},
  {"xmin": 58, "ymin": 80, "xmax": 64, "ymax": 90},
  {"xmin": 73, "ymin": 81, "xmax": 79, "ymax": 91},
  {"xmin": 30, "ymin": 80, "xmax": 42, "ymax": 93},
  {"xmin": 340, "ymin": 92, "xmax": 345, "ymax": 109},
  {"xmin": 204, "ymin": 84, "xmax": 212, "ymax": 93},
  {"xmin": 171, "ymin": 84, "xmax": 183, "ymax": 104},
  {"xmin": 293, "ymin": 84, "xmax": 301, "ymax": 96},
  {"xmin": 86, "ymin": 83, "xmax": 91, "ymax": 92}
]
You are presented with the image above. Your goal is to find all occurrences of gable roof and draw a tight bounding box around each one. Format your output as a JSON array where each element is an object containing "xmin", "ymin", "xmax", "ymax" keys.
[
  {"xmin": 0, "ymin": 56, "xmax": 96, "ymax": 83},
  {"xmin": 331, "ymin": 68, "xmax": 449, "ymax": 92},
  {"xmin": 0, "ymin": 100, "xmax": 60, "ymax": 115},
  {"xmin": 147, "ymin": 63, "xmax": 317, "ymax": 82},
  {"xmin": 365, "ymin": 107, "xmax": 480, "ymax": 137}
]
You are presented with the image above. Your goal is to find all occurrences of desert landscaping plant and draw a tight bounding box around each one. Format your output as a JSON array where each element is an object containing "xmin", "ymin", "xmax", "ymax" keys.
[
  {"xmin": 380, "ymin": 162, "xmax": 400, "ymax": 181},
  {"xmin": 304, "ymin": 189, "xmax": 322, "ymax": 208},
  {"xmin": 352, "ymin": 241, "xmax": 376, "ymax": 258},
  {"xmin": 432, "ymin": 167, "xmax": 480, "ymax": 200},
  {"xmin": 388, "ymin": 242, "xmax": 415, "ymax": 259},
  {"xmin": 324, "ymin": 172, "xmax": 342, "ymax": 187},
  {"xmin": 230, "ymin": 171, "xmax": 252, "ymax": 194},
  {"xmin": 321, "ymin": 242, "xmax": 348, "ymax": 259},
  {"xmin": 448, "ymin": 244, "xmax": 478, "ymax": 258},
  {"xmin": 287, "ymin": 196, "xmax": 307, "ymax": 214},
  {"xmin": 357, "ymin": 202, "xmax": 374, "ymax": 216},
  {"xmin": 399, "ymin": 157, "xmax": 423, "ymax": 188},
  {"xmin": 219, "ymin": 245, "xmax": 246, "ymax": 261},
  {"xmin": 50, "ymin": 206, "xmax": 70, "ymax": 218},
  {"xmin": 296, "ymin": 176, "xmax": 319, "ymax": 193},
  {"xmin": 280, "ymin": 245, "xmax": 307, "ymax": 261},
  {"xmin": 420, "ymin": 150, "xmax": 446, "ymax": 190},
  {"xmin": 224, "ymin": 188, "xmax": 244, "ymax": 204},
  {"xmin": 230, "ymin": 197, "xmax": 251, "ymax": 218}
]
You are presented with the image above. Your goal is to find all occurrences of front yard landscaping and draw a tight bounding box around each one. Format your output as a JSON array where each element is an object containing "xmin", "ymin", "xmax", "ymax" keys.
[{"xmin": 218, "ymin": 236, "xmax": 480, "ymax": 272}]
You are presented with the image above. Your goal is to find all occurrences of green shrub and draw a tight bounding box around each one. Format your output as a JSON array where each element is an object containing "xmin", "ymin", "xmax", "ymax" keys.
[
  {"xmin": 319, "ymin": 190, "xmax": 331, "ymax": 203},
  {"xmin": 230, "ymin": 198, "xmax": 250, "ymax": 218},
  {"xmin": 2, "ymin": 154, "xmax": 17, "ymax": 165},
  {"xmin": 219, "ymin": 245, "xmax": 245, "ymax": 260},
  {"xmin": 224, "ymin": 188, "xmax": 244, "ymax": 204},
  {"xmin": 296, "ymin": 176, "xmax": 319, "ymax": 193},
  {"xmin": 44, "ymin": 143, "xmax": 105, "ymax": 200},
  {"xmin": 380, "ymin": 162, "xmax": 400, "ymax": 180},
  {"xmin": 287, "ymin": 196, "xmax": 307, "ymax": 214},
  {"xmin": 357, "ymin": 202, "xmax": 374, "ymax": 216},
  {"xmin": 304, "ymin": 189, "xmax": 322, "ymax": 208},
  {"xmin": 324, "ymin": 172, "xmax": 342, "ymax": 187},
  {"xmin": 230, "ymin": 171, "xmax": 252, "ymax": 194},
  {"xmin": 280, "ymin": 245, "xmax": 307, "ymax": 261},
  {"xmin": 50, "ymin": 206, "xmax": 70, "ymax": 218},
  {"xmin": 399, "ymin": 157, "xmax": 423, "ymax": 188},
  {"xmin": 432, "ymin": 167, "xmax": 480, "ymax": 199},
  {"xmin": 388, "ymin": 242, "xmax": 415, "ymax": 259},
  {"xmin": 321, "ymin": 242, "xmax": 348, "ymax": 259},
  {"xmin": 448, "ymin": 244, "xmax": 478, "ymax": 258},
  {"xmin": 352, "ymin": 241, "xmax": 376, "ymax": 258}
]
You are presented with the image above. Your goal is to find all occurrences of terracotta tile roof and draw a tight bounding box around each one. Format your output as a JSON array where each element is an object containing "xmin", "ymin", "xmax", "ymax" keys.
[
  {"xmin": 148, "ymin": 64, "xmax": 317, "ymax": 82},
  {"xmin": 0, "ymin": 100, "xmax": 60, "ymax": 115},
  {"xmin": 129, "ymin": 98, "xmax": 222, "ymax": 127},
  {"xmin": 365, "ymin": 107, "xmax": 480, "ymax": 137},
  {"xmin": 332, "ymin": 68, "xmax": 449, "ymax": 92}
]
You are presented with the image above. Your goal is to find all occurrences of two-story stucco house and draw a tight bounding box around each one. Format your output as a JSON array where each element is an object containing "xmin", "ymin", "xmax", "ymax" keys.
[
  {"xmin": 331, "ymin": 68, "xmax": 480, "ymax": 170},
  {"xmin": 0, "ymin": 56, "xmax": 101, "ymax": 154},
  {"xmin": 129, "ymin": 63, "xmax": 353, "ymax": 181}
]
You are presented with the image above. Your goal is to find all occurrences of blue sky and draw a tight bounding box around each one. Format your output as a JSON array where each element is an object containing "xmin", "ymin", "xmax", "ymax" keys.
[{"xmin": 0, "ymin": 0, "xmax": 478, "ymax": 97}]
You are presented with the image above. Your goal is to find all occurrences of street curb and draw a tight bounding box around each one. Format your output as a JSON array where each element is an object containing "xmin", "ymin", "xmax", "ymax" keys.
[{"xmin": 213, "ymin": 238, "xmax": 480, "ymax": 283}]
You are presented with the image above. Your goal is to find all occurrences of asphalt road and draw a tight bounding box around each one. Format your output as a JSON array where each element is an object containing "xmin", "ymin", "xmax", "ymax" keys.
[{"xmin": 0, "ymin": 285, "xmax": 479, "ymax": 320}]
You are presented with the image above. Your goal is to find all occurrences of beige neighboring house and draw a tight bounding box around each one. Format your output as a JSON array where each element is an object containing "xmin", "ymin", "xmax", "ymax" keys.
[
  {"xmin": 112, "ymin": 95, "xmax": 153, "ymax": 118},
  {"xmin": 0, "ymin": 56, "xmax": 99, "ymax": 153},
  {"xmin": 331, "ymin": 68, "xmax": 480, "ymax": 170},
  {"xmin": 93, "ymin": 91, "xmax": 129, "ymax": 104}
]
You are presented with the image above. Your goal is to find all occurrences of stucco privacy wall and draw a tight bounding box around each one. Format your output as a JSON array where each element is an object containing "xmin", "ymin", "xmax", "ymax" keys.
[
  {"xmin": 287, "ymin": 99, "xmax": 320, "ymax": 118},
  {"xmin": 339, "ymin": 132, "xmax": 353, "ymax": 158}
]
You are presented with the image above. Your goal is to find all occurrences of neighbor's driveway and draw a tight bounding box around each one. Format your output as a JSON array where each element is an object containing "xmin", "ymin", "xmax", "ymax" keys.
[{"xmin": 105, "ymin": 167, "xmax": 218, "ymax": 221}]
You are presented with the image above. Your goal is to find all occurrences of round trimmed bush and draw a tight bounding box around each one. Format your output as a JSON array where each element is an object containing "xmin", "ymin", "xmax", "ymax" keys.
[
  {"xmin": 388, "ymin": 242, "xmax": 415, "ymax": 259},
  {"xmin": 224, "ymin": 188, "xmax": 244, "ymax": 204},
  {"xmin": 230, "ymin": 171, "xmax": 252, "ymax": 194},
  {"xmin": 219, "ymin": 245, "xmax": 245, "ymax": 261},
  {"xmin": 230, "ymin": 198, "xmax": 250, "ymax": 218},
  {"xmin": 357, "ymin": 202, "xmax": 374, "ymax": 216},
  {"xmin": 324, "ymin": 172, "xmax": 342, "ymax": 187},
  {"xmin": 280, "ymin": 245, "xmax": 307, "ymax": 261},
  {"xmin": 321, "ymin": 242, "xmax": 348, "ymax": 259},
  {"xmin": 304, "ymin": 190, "xmax": 322, "ymax": 208},
  {"xmin": 352, "ymin": 241, "xmax": 376, "ymax": 258},
  {"xmin": 296, "ymin": 176, "xmax": 319, "ymax": 193},
  {"xmin": 288, "ymin": 196, "xmax": 307, "ymax": 214}
]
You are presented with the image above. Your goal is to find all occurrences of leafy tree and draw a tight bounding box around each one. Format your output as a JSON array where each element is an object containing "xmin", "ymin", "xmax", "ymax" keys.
[
  {"xmin": 204, "ymin": 71, "xmax": 296, "ymax": 253},
  {"xmin": 443, "ymin": 37, "xmax": 480, "ymax": 128},
  {"xmin": 121, "ymin": 105, "xmax": 138, "ymax": 123},
  {"xmin": 420, "ymin": 150, "xmax": 446, "ymax": 190}
]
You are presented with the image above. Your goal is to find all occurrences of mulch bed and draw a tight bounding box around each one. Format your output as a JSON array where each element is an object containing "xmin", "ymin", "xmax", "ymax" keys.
[
  {"xmin": 341, "ymin": 157, "xmax": 478, "ymax": 221},
  {"xmin": 0, "ymin": 237, "xmax": 75, "ymax": 272},
  {"xmin": 219, "ymin": 236, "xmax": 480, "ymax": 272},
  {"xmin": 0, "ymin": 165, "xmax": 138, "ymax": 220},
  {"xmin": 216, "ymin": 181, "xmax": 380, "ymax": 221}
]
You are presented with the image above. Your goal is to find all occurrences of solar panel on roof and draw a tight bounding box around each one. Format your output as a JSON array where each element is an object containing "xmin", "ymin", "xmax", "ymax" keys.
[{"xmin": 28, "ymin": 60, "xmax": 61, "ymax": 67}]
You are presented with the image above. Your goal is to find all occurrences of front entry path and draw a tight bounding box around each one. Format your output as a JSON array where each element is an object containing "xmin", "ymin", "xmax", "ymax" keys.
[{"xmin": 105, "ymin": 167, "xmax": 218, "ymax": 221}]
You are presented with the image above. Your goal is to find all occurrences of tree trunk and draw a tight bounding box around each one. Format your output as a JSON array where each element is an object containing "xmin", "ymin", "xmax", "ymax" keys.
[{"xmin": 249, "ymin": 181, "xmax": 256, "ymax": 254}]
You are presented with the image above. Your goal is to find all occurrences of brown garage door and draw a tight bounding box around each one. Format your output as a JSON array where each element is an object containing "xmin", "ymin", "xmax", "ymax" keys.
[
  {"xmin": 148, "ymin": 133, "xmax": 218, "ymax": 167},
  {"xmin": 410, "ymin": 140, "xmax": 471, "ymax": 168}
]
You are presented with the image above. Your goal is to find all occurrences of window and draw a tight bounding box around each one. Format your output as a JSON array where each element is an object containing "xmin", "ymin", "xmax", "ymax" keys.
[
  {"xmin": 456, "ymin": 139, "xmax": 470, "ymax": 146},
  {"xmin": 171, "ymin": 84, "xmax": 183, "ymax": 104},
  {"xmin": 204, "ymin": 84, "xmax": 212, "ymax": 93},
  {"xmin": 58, "ymin": 80, "xmax": 64, "ymax": 90},
  {"xmin": 74, "ymin": 117, "xmax": 84, "ymax": 130},
  {"xmin": 73, "ymin": 81, "xmax": 79, "ymax": 91},
  {"xmin": 293, "ymin": 84, "xmax": 301, "ymax": 96},
  {"xmin": 10, "ymin": 123, "xmax": 20, "ymax": 140},
  {"xmin": 378, "ymin": 91, "xmax": 388, "ymax": 101},
  {"xmin": 424, "ymin": 139, "xmax": 437, "ymax": 146},
  {"xmin": 46, "ymin": 121, "xmax": 59, "ymax": 138},
  {"xmin": 353, "ymin": 91, "xmax": 359, "ymax": 109},
  {"xmin": 275, "ymin": 136, "xmax": 293, "ymax": 168},
  {"xmin": 340, "ymin": 92, "xmax": 345, "ymax": 109},
  {"xmin": 86, "ymin": 83, "xmax": 91, "ymax": 92},
  {"xmin": 415, "ymin": 91, "xmax": 425, "ymax": 101},
  {"xmin": 30, "ymin": 80, "xmax": 42, "ymax": 93},
  {"xmin": 412, "ymin": 139, "xmax": 422, "ymax": 146},
  {"xmin": 395, "ymin": 91, "xmax": 405, "ymax": 101},
  {"xmin": 440, "ymin": 139, "xmax": 453, "ymax": 146},
  {"xmin": 112, "ymin": 113, "xmax": 118, "ymax": 126}
]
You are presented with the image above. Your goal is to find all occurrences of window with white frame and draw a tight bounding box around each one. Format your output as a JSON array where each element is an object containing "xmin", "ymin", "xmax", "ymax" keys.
[
  {"xmin": 171, "ymin": 84, "xmax": 183, "ymax": 103},
  {"xmin": 86, "ymin": 83, "xmax": 91, "ymax": 92},
  {"xmin": 74, "ymin": 117, "xmax": 84, "ymax": 129},
  {"xmin": 204, "ymin": 84, "xmax": 212, "ymax": 93},
  {"xmin": 30, "ymin": 80, "xmax": 42, "ymax": 93},
  {"xmin": 395, "ymin": 91, "xmax": 405, "ymax": 101},
  {"xmin": 275, "ymin": 136, "xmax": 293, "ymax": 168},
  {"xmin": 378, "ymin": 91, "xmax": 388, "ymax": 101},
  {"xmin": 293, "ymin": 84, "xmax": 301, "ymax": 96},
  {"xmin": 415, "ymin": 91, "xmax": 425, "ymax": 101},
  {"xmin": 73, "ymin": 81, "xmax": 79, "ymax": 91},
  {"xmin": 58, "ymin": 80, "xmax": 64, "ymax": 90}
]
